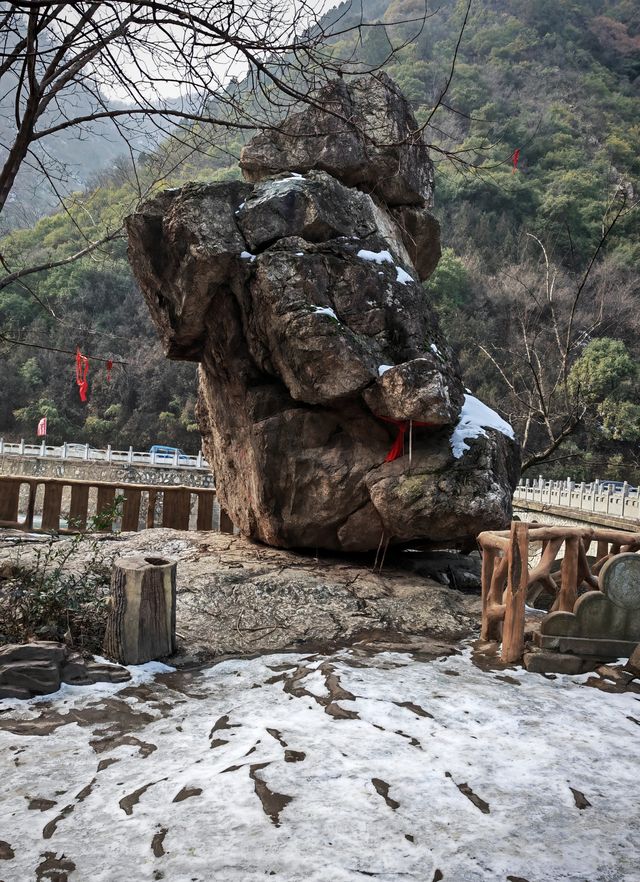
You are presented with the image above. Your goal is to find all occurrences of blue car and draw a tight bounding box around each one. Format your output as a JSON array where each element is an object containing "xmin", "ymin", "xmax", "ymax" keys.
[
  {"xmin": 600, "ymin": 480, "xmax": 636, "ymax": 493},
  {"xmin": 149, "ymin": 445, "xmax": 190, "ymax": 463}
]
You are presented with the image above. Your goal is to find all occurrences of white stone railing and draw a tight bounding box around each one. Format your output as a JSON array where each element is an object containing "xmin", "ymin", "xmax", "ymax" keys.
[
  {"xmin": 514, "ymin": 477, "xmax": 640, "ymax": 522},
  {"xmin": 0, "ymin": 439, "xmax": 209, "ymax": 471}
]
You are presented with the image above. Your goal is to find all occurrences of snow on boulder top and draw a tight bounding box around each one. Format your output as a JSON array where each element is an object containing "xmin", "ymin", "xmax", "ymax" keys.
[
  {"xmin": 357, "ymin": 249, "xmax": 414, "ymax": 286},
  {"xmin": 378, "ymin": 364, "xmax": 394, "ymax": 376},
  {"xmin": 450, "ymin": 394, "xmax": 515, "ymax": 459},
  {"xmin": 395, "ymin": 267, "xmax": 414, "ymax": 285},
  {"xmin": 312, "ymin": 305, "xmax": 339, "ymax": 321},
  {"xmin": 357, "ymin": 248, "xmax": 394, "ymax": 265}
]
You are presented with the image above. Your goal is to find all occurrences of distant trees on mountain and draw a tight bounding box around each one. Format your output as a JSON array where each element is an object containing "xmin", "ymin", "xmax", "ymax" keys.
[{"xmin": 0, "ymin": 0, "xmax": 638, "ymax": 478}]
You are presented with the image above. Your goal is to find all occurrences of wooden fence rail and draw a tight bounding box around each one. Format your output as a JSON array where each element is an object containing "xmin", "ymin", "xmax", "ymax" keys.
[
  {"xmin": 0, "ymin": 475, "xmax": 233, "ymax": 535},
  {"xmin": 477, "ymin": 522, "xmax": 640, "ymax": 664}
]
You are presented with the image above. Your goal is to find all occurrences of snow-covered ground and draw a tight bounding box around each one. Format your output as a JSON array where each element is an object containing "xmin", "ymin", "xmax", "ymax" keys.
[{"xmin": 1, "ymin": 647, "xmax": 639, "ymax": 882}]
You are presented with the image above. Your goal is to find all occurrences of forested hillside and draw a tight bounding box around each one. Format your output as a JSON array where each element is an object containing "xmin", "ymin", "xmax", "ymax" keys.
[{"xmin": 1, "ymin": 0, "xmax": 638, "ymax": 475}]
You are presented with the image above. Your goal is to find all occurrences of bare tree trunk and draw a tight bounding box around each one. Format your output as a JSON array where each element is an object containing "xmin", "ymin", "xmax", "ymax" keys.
[{"xmin": 103, "ymin": 555, "xmax": 176, "ymax": 665}]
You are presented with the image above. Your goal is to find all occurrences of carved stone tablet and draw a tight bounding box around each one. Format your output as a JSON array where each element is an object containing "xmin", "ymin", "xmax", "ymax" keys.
[{"xmin": 600, "ymin": 553, "xmax": 640, "ymax": 610}]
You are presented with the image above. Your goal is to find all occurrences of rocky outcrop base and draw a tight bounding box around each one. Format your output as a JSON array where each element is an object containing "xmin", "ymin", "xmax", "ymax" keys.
[{"xmin": 0, "ymin": 641, "xmax": 131, "ymax": 699}]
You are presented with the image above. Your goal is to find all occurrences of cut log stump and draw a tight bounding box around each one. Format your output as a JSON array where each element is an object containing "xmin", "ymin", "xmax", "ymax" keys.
[{"xmin": 103, "ymin": 555, "xmax": 176, "ymax": 665}]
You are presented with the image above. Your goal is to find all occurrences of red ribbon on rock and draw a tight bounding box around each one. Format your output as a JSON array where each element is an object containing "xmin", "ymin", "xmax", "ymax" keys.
[
  {"xmin": 377, "ymin": 416, "xmax": 437, "ymax": 462},
  {"xmin": 75, "ymin": 349, "xmax": 89, "ymax": 402},
  {"xmin": 106, "ymin": 359, "xmax": 113, "ymax": 382}
]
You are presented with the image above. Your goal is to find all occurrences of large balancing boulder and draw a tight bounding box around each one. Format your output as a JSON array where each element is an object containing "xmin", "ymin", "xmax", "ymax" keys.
[
  {"xmin": 126, "ymin": 75, "xmax": 520, "ymax": 552},
  {"xmin": 239, "ymin": 73, "xmax": 435, "ymax": 209}
]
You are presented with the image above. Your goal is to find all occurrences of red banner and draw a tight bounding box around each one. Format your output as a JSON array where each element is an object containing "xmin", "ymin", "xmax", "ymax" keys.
[{"xmin": 75, "ymin": 349, "xmax": 89, "ymax": 402}]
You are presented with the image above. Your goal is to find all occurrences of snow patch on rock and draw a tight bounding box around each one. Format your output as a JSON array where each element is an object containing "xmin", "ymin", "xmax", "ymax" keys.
[
  {"xmin": 451, "ymin": 394, "xmax": 515, "ymax": 459},
  {"xmin": 395, "ymin": 266, "xmax": 414, "ymax": 285},
  {"xmin": 311, "ymin": 305, "xmax": 339, "ymax": 321}
]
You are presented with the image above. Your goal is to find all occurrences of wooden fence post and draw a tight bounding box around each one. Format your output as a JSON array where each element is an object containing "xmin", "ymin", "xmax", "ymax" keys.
[
  {"xmin": 558, "ymin": 536, "xmax": 579, "ymax": 612},
  {"xmin": 220, "ymin": 508, "xmax": 234, "ymax": 534},
  {"xmin": 501, "ymin": 521, "xmax": 529, "ymax": 664},
  {"xmin": 103, "ymin": 555, "xmax": 176, "ymax": 664},
  {"xmin": 480, "ymin": 546, "xmax": 497, "ymax": 641}
]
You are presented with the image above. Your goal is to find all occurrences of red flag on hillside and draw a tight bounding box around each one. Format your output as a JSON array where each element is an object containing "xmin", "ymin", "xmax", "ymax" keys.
[
  {"xmin": 106, "ymin": 359, "xmax": 113, "ymax": 382},
  {"xmin": 512, "ymin": 148, "xmax": 521, "ymax": 173},
  {"xmin": 37, "ymin": 417, "xmax": 47, "ymax": 437}
]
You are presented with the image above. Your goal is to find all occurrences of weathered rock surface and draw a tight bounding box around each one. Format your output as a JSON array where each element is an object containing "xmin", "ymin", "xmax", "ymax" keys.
[
  {"xmin": 126, "ymin": 74, "xmax": 520, "ymax": 552},
  {"xmin": 0, "ymin": 641, "xmax": 130, "ymax": 699},
  {"xmin": 625, "ymin": 643, "xmax": 640, "ymax": 677},
  {"xmin": 0, "ymin": 530, "xmax": 482, "ymax": 663},
  {"xmin": 239, "ymin": 74, "xmax": 435, "ymax": 208}
]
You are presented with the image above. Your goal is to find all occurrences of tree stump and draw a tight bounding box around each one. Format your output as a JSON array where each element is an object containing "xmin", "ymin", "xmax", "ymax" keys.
[{"xmin": 103, "ymin": 555, "xmax": 176, "ymax": 665}]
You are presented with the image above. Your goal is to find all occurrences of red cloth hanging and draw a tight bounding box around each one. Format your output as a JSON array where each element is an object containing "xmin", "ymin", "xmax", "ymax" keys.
[
  {"xmin": 106, "ymin": 359, "xmax": 113, "ymax": 382},
  {"xmin": 75, "ymin": 349, "xmax": 89, "ymax": 402},
  {"xmin": 377, "ymin": 415, "xmax": 437, "ymax": 462},
  {"xmin": 386, "ymin": 421, "xmax": 408, "ymax": 462},
  {"xmin": 512, "ymin": 148, "xmax": 521, "ymax": 173}
]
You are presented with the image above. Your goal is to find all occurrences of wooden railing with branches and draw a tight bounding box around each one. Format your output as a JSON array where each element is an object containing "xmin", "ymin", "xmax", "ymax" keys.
[
  {"xmin": 0, "ymin": 475, "xmax": 233, "ymax": 535},
  {"xmin": 477, "ymin": 522, "xmax": 640, "ymax": 663}
]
